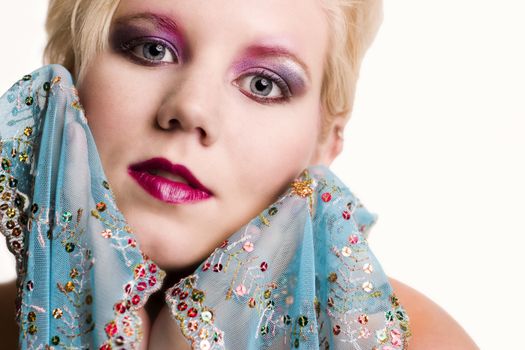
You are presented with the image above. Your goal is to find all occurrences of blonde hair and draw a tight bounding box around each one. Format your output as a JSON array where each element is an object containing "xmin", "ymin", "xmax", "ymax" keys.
[{"xmin": 44, "ymin": 0, "xmax": 383, "ymax": 139}]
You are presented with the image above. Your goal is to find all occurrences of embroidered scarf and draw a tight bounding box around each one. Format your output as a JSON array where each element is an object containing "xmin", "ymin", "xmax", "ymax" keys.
[{"xmin": 0, "ymin": 65, "xmax": 411, "ymax": 349}]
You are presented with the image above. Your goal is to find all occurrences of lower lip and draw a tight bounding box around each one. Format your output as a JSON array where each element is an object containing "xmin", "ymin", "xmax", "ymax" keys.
[{"xmin": 128, "ymin": 169, "xmax": 212, "ymax": 204}]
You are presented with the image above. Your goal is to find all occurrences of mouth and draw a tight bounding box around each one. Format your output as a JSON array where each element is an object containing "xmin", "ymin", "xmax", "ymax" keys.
[{"xmin": 128, "ymin": 157, "xmax": 212, "ymax": 204}]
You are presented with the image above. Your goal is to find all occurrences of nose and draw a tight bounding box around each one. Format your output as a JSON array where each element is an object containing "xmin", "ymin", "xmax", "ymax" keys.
[{"xmin": 156, "ymin": 68, "xmax": 221, "ymax": 147}]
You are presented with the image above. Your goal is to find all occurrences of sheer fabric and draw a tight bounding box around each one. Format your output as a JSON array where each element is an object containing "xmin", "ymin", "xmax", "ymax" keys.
[{"xmin": 0, "ymin": 65, "xmax": 411, "ymax": 349}]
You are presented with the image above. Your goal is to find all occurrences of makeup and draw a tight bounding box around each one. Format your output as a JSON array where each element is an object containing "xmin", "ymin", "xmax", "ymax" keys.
[
  {"xmin": 110, "ymin": 12, "xmax": 187, "ymax": 63},
  {"xmin": 232, "ymin": 44, "xmax": 311, "ymax": 96},
  {"xmin": 128, "ymin": 158, "xmax": 212, "ymax": 204}
]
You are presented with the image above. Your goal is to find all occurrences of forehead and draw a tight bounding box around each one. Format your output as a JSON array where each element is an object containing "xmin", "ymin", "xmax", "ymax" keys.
[{"xmin": 113, "ymin": 0, "xmax": 329, "ymax": 76}]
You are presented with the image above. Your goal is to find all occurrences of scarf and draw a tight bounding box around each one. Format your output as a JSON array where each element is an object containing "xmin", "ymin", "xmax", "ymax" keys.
[{"xmin": 0, "ymin": 64, "xmax": 411, "ymax": 349}]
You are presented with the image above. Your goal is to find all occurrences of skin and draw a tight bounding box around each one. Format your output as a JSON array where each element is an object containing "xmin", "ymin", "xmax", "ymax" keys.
[{"xmin": 0, "ymin": 0, "xmax": 478, "ymax": 348}]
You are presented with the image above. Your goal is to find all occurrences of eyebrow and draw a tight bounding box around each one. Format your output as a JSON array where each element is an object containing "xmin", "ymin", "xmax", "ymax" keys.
[
  {"xmin": 113, "ymin": 12, "xmax": 311, "ymax": 80},
  {"xmin": 113, "ymin": 12, "xmax": 181, "ymax": 34}
]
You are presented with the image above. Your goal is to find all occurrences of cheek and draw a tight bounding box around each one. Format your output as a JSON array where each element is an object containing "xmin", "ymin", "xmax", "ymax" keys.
[
  {"xmin": 77, "ymin": 55, "xmax": 164, "ymax": 159},
  {"xmin": 232, "ymin": 107, "xmax": 320, "ymax": 199}
]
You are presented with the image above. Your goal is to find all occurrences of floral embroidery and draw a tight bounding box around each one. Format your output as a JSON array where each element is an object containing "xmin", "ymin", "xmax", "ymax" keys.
[
  {"xmin": 0, "ymin": 66, "xmax": 165, "ymax": 349},
  {"xmin": 1, "ymin": 65, "xmax": 411, "ymax": 349}
]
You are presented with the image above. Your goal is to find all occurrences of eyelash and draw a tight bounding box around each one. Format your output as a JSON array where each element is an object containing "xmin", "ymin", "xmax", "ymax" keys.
[
  {"xmin": 119, "ymin": 39, "xmax": 292, "ymax": 104},
  {"xmin": 119, "ymin": 37, "xmax": 179, "ymax": 66},
  {"xmin": 237, "ymin": 68, "xmax": 292, "ymax": 104}
]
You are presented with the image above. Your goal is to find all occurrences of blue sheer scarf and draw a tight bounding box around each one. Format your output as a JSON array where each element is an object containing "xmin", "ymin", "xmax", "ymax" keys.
[{"xmin": 1, "ymin": 65, "xmax": 411, "ymax": 349}]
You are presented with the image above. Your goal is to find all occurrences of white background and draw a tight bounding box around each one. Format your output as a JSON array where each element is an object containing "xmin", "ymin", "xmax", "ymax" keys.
[{"xmin": 1, "ymin": 1, "xmax": 524, "ymax": 349}]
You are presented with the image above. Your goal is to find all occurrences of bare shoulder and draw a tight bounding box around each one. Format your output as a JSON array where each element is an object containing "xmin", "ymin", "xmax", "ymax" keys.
[
  {"xmin": 388, "ymin": 277, "xmax": 479, "ymax": 350},
  {"xmin": 0, "ymin": 279, "xmax": 19, "ymax": 349}
]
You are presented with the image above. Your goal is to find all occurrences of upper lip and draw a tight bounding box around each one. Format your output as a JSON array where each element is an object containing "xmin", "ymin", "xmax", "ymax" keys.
[{"xmin": 128, "ymin": 157, "xmax": 212, "ymax": 194}]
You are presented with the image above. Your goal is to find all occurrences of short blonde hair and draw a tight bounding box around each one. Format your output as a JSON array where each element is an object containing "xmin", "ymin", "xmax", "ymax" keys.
[{"xmin": 44, "ymin": 0, "xmax": 382, "ymax": 139}]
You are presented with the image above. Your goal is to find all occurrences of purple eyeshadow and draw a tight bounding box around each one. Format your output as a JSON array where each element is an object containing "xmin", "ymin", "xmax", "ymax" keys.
[
  {"xmin": 110, "ymin": 18, "xmax": 186, "ymax": 61},
  {"xmin": 232, "ymin": 57, "xmax": 308, "ymax": 96}
]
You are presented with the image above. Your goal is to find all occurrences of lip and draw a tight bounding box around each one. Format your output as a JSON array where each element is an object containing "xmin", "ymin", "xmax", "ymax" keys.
[{"xmin": 128, "ymin": 157, "xmax": 212, "ymax": 204}]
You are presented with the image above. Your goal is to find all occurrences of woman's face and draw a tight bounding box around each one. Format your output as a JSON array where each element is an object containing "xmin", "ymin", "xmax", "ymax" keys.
[{"xmin": 77, "ymin": 0, "xmax": 331, "ymax": 269}]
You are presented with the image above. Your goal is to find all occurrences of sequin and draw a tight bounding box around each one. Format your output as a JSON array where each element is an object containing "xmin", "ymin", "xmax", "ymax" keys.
[
  {"xmin": 115, "ymin": 336, "xmax": 125, "ymax": 346},
  {"xmin": 263, "ymin": 289, "xmax": 271, "ymax": 299},
  {"xmin": 363, "ymin": 263, "xmax": 374, "ymax": 274},
  {"xmin": 69, "ymin": 268, "xmax": 79, "ymax": 279},
  {"xmin": 96, "ymin": 202, "xmax": 107, "ymax": 212},
  {"xmin": 348, "ymin": 234, "xmax": 359, "ymax": 244},
  {"xmin": 200, "ymin": 340, "xmax": 211, "ymax": 350},
  {"xmin": 27, "ymin": 311, "xmax": 36, "ymax": 322},
  {"xmin": 105, "ymin": 321, "xmax": 118, "ymax": 337},
  {"xmin": 8, "ymin": 178, "xmax": 18, "ymax": 188},
  {"xmin": 188, "ymin": 321, "xmax": 199, "ymax": 332},
  {"xmin": 321, "ymin": 192, "xmax": 332, "ymax": 202},
  {"xmin": 201, "ymin": 310, "xmax": 213, "ymax": 323},
  {"xmin": 328, "ymin": 272, "xmax": 338, "ymax": 283},
  {"xmin": 28, "ymin": 324, "xmax": 38, "ymax": 335},
  {"xmin": 52, "ymin": 308, "xmax": 63, "ymax": 319},
  {"xmin": 1, "ymin": 158, "xmax": 11, "ymax": 170},
  {"xmin": 22, "ymin": 74, "xmax": 32, "ymax": 81},
  {"xmin": 192, "ymin": 289, "xmax": 205, "ymax": 303},
  {"xmin": 188, "ymin": 307, "xmax": 198, "ymax": 317},
  {"xmin": 62, "ymin": 211, "xmax": 73, "ymax": 222},
  {"xmin": 19, "ymin": 153, "xmax": 29, "ymax": 162},
  {"xmin": 177, "ymin": 302, "xmax": 188, "ymax": 312},
  {"xmin": 65, "ymin": 242, "xmax": 75, "ymax": 253},
  {"xmin": 248, "ymin": 298, "xmax": 256, "ymax": 308},
  {"xmin": 342, "ymin": 210, "xmax": 351, "ymax": 220},
  {"xmin": 64, "ymin": 281, "xmax": 75, "ymax": 292},
  {"xmin": 13, "ymin": 227, "xmax": 22, "ymax": 237},
  {"xmin": 243, "ymin": 241, "xmax": 254, "ymax": 252},
  {"xmin": 291, "ymin": 179, "xmax": 314, "ymax": 197},
  {"xmin": 235, "ymin": 284, "xmax": 247, "ymax": 296},
  {"xmin": 25, "ymin": 96, "xmax": 34, "ymax": 106},
  {"xmin": 51, "ymin": 336, "xmax": 60, "ymax": 345},
  {"xmin": 358, "ymin": 314, "xmax": 369, "ymax": 324},
  {"xmin": 362, "ymin": 281, "xmax": 374, "ymax": 293},
  {"xmin": 199, "ymin": 328, "xmax": 209, "ymax": 339},
  {"xmin": 101, "ymin": 229, "xmax": 112, "ymax": 238},
  {"xmin": 283, "ymin": 315, "xmax": 292, "ymax": 325},
  {"xmin": 43, "ymin": 82, "xmax": 51, "ymax": 92},
  {"xmin": 0, "ymin": 71, "xmax": 411, "ymax": 350},
  {"xmin": 26, "ymin": 280, "xmax": 34, "ymax": 291}
]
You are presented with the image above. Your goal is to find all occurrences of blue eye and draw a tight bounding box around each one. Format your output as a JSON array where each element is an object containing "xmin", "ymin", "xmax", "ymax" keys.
[
  {"xmin": 235, "ymin": 69, "xmax": 292, "ymax": 103},
  {"xmin": 121, "ymin": 38, "xmax": 178, "ymax": 64}
]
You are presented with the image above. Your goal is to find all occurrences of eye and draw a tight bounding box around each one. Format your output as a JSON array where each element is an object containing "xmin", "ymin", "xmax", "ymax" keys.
[
  {"xmin": 234, "ymin": 69, "xmax": 292, "ymax": 103},
  {"xmin": 121, "ymin": 38, "xmax": 179, "ymax": 64}
]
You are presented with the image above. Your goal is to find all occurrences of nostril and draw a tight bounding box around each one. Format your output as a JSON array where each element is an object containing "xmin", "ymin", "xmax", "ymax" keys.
[
  {"xmin": 197, "ymin": 127, "xmax": 206, "ymax": 139},
  {"xmin": 167, "ymin": 118, "xmax": 182, "ymax": 130}
]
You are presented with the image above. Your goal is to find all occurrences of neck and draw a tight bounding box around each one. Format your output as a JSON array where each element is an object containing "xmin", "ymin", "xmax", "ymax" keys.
[{"xmin": 144, "ymin": 262, "xmax": 201, "ymax": 322}]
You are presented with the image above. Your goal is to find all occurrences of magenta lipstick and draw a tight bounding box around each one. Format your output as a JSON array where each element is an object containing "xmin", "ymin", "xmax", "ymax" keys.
[{"xmin": 128, "ymin": 157, "xmax": 212, "ymax": 204}]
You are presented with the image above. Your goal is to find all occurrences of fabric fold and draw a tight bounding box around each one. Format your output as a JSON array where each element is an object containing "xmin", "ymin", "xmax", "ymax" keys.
[{"xmin": 1, "ymin": 64, "xmax": 410, "ymax": 349}]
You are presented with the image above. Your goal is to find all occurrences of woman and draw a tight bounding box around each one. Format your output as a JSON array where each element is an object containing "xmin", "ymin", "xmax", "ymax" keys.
[{"xmin": 0, "ymin": 0, "xmax": 477, "ymax": 348}]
